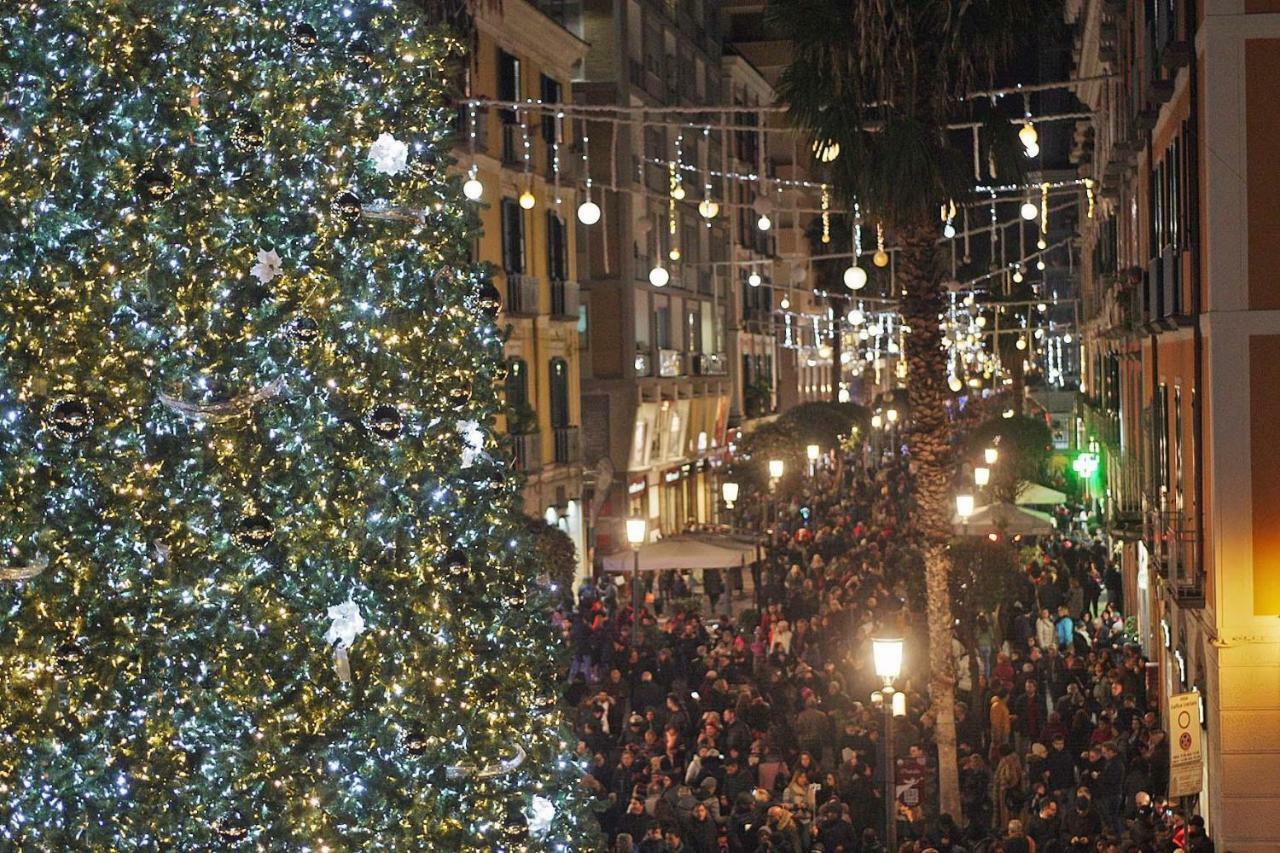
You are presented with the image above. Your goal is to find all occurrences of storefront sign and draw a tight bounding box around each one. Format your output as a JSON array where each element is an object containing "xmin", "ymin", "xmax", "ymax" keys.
[
  {"xmin": 663, "ymin": 468, "xmax": 682, "ymax": 484},
  {"xmin": 627, "ymin": 477, "xmax": 647, "ymax": 496},
  {"xmin": 1168, "ymin": 691, "xmax": 1204, "ymax": 796}
]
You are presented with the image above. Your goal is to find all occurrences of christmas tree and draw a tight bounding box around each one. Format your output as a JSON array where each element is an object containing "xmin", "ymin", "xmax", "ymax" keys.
[{"xmin": 0, "ymin": 2, "xmax": 596, "ymax": 848}]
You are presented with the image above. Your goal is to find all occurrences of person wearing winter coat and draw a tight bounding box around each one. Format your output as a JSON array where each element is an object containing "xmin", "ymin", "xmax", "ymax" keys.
[
  {"xmin": 1036, "ymin": 608, "xmax": 1056, "ymax": 650},
  {"xmin": 681, "ymin": 802, "xmax": 719, "ymax": 853}
]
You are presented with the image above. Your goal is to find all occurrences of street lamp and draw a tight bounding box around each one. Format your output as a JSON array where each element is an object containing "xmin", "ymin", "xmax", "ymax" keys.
[
  {"xmin": 721, "ymin": 480, "xmax": 739, "ymax": 509},
  {"xmin": 871, "ymin": 637, "xmax": 904, "ymax": 850},
  {"xmin": 871, "ymin": 413, "xmax": 882, "ymax": 429},
  {"xmin": 956, "ymin": 491, "xmax": 975, "ymax": 538},
  {"xmin": 974, "ymin": 465, "xmax": 990, "ymax": 487},
  {"xmin": 625, "ymin": 517, "xmax": 647, "ymax": 642},
  {"xmin": 983, "ymin": 446, "xmax": 998, "ymax": 466},
  {"xmin": 885, "ymin": 408, "xmax": 899, "ymax": 424},
  {"xmin": 806, "ymin": 444, "xmax": 820, "ymax": 476},
  {"xmin": 768, "ymin": 458, "xmax": 785, "ymax": 481}
]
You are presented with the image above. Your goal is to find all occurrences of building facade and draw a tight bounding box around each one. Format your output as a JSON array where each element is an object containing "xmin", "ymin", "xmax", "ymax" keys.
[
  {"xmin": 456, "ymin": 0, "xmax": 592, "ymax": 580},
  {"xmin": 1071, "ymin": 0, "xmax": 1280, "ymax": 844}
]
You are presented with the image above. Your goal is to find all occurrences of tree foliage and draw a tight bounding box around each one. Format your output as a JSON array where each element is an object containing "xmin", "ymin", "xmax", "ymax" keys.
[
  {"xmin": 964, "ymin": 414, "xmax": 1054, "ymax": 503},
  {"xmin": 728, "ymin": 402, "xmax": 868, "ymax": 490}
]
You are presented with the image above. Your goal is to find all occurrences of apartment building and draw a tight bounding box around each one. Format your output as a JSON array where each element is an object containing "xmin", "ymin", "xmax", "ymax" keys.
[
  {"xmin": 1070, "ymin": 0, "xmax": 1280, "ymax": 844},
  {"xmin": 456, "ymin": 0, "xmax": 592, "ymax": 580}
]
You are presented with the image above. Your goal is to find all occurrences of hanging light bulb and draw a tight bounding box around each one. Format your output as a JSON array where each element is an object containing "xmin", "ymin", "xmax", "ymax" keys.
[
  {"xmin": 577, "ymin": 199, "xmax": 601, "ymax": 225},
  {"xmin": 780, "ymin": 297, "xmax": 790, "ymax": 309},
  {"xmin": 519, "ymin": 189, "xmax": 536, "ymax": 210},
  {"xmin": 698, "ymin": 198, "xmax": 719, "ymax": 219},
  {"xmin": 1021, "ymin": 200, "xmax": 1038, "ymax": 221},
  {"xmin": 757, "ymin": 213, "xmax": 772, "ymax": 231},
  {"xmin": 669, "ymin": 247, "xmax": 682, "ymax": 261},
  {"xmin": 943, "ymin": 221, "xmax": 956, "ymax": 239},
  {"xmin": 818, "ymin": 343, "xmax": 833, "ymax": 359},
  {"xmin": 843, "ymin": 265, "xmax": 868, "ymax": 290},
  {"xmin": 1037, "ymin": 237, "xmax": 1047, "ymax": 250},
  {"xmin": 847, "ymin": 308, "xmax": 865, "ymax": 325},
  {"xmin": 1019, "ymin": 121, "xmax": 1039, "ymax": 148},
  {"xmin": 1063, "ymin": 332, "xmax": 1073, "ymax": 343},
  {"xmin": 1023, "ymin": 141, "xmax": 1040, "ymax": 159},
  {"xmin": 976, "ymin": 315, "xmax": 987, "ymax": 328},
  {"xmin": 872, "ymin": 250, "xmax": 889, "ymax": 268},
  {"xmin": 1015, "ymin": 337, "xmax": 1027, "ymax": 351},
  {"xmin": 1036, "ymin": 259, "xmax": 1046, "ymax": 271},
  {"xmin": 462, "ymin": 172, "xmax": 484, "ymax": 201},
  {"xmin": 748, "ymin": 271, "xmax": 762, "ymax": 287},
  {"xmin": 671, "ymin": 184, "xmax": 686, "ymax": 201},
  {"xmin": 948, "ymin": 375, "xmax": 963, "ymax": 392},
  {"xmin": 649, "ymin": 265, "xmax": 670, "ymax": 287}
]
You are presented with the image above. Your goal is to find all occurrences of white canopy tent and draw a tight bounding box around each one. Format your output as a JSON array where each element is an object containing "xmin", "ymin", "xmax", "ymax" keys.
[
  {"xmin": 952, "ymin": 502, "xmax": 1056, "ymax": 537},
  {"xmin": 1015, "ymin": 482, "xmax": 1068, "ymax": 506},
  {"xmin": 601, "ymin": 535, "xmax": 759, "ymax": 573}
]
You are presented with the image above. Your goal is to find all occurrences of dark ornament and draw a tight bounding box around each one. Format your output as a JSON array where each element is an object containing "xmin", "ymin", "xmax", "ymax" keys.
[
  {"xmin": 54, "ymin": 641, "xmax": 84, "ymax": 673},
  {"xmin": 45, "ymin": 396, "xmax": 93, "ymax": 441},
  {"xmin": 234, "ymin": 512, "xmax": 275, "ymax": 551},
  {"xmin": 444, "ymin": 549, "xmax": 468, "ymax": 578},
  {"xmin": 286, "ymin": 315, "xmax": 321, "ymax": 345},
  {"xmin": 445, "ymin": 374, "xmax": 472, "ymax": 410},
  {"xmin": 477, "ymin": 281, "xmax": 502, "ymax": 318},
  {"xmin": 291, "ymin": 23, "xmax": 318, "ymax": 52},
  {"xmin": 136, "ymin": 166, "xmax": 176, "ymax": 203},
  {"xmin": 213, "ymin": 818, "xmax": 250, "ymax": 841},
  {"xmin": 331, "ymin": 190, "xmax": 363, "ymax": 223},
  {"xmin": 230, "ymin": 116, "xmax": 265, "ymax": 153},
  {"xmin": 365, "ymin": 404, "xmax": 403, "ymax": 442},
  {"xmin": 502, "ymin": 799, "xmax": 530, "ymax": 844},
  {"xmin": 403, "ymin": 726, "xmax": 428, "ymax": 756},
  {"xmin": 346, "ymin": 37, "xmax": 375, "ymax": 68}
]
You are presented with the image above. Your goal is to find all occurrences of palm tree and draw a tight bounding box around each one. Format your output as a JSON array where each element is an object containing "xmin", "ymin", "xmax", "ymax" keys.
[{"xmin": 768, "ymin": 0, "xmax": 1054, "ymax": 820}]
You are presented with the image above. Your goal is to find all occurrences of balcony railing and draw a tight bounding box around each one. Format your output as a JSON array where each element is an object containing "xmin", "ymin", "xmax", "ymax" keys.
[
  {"xmin": 657, "ymin": 348, "xmax": 685, "ymax": 377},
  {"xmin": 1107, "ymin": 451, "xmax": 1144, "ymax": 530},
  {"xmin": 1147, "ymin": 508, "xmax": 1204, "ymax": 607},
  {"xmin": 511, "ymin": 431, "xmax": 542, "ymax": 472},
  {"xmin": 553, "ymin": 426, "xmax": 580, "ymax": 465},
  {"xmin": 550, "ymin": 279, "xmax": 579, "ymax": 320},
  {"xmin": 505, "ymin": 273, "xmax": 540, "ymax": 317}
]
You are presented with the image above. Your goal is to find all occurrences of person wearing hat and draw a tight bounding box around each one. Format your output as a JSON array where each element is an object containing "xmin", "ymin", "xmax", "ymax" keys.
[{"xmin": 1186, "ymin": 814, "xmax": 1215, "ymax": 853}]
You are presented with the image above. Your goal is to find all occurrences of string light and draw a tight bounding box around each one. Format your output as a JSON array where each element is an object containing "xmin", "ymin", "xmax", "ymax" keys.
[{"xmin": 873, "ymin": 223, "xmax": 889, "ymax": 267}]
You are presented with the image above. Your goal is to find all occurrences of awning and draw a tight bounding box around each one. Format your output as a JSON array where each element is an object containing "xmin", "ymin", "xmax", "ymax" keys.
[
  {"xmin": 601, "ymin": 534, "xmax": 760, "ymax": 572},
  {"xmin": 953, "ymin": 502, "xmax": 1056, "ymax": 536},
  {"xmin": 1015, "ymin": 482, "xmax": 1068, "ymax": 506}
]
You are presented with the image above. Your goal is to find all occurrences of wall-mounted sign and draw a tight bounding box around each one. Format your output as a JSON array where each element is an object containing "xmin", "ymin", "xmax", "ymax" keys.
[{"xmin": 1168, "ymin": 691, "xmax": 1203, "ymax": 796}]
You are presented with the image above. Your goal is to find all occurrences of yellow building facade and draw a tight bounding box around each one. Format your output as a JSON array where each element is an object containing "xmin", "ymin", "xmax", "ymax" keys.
[{"xmin": 456, "ymin": 0, "xmax": 591, "ymax": 582}]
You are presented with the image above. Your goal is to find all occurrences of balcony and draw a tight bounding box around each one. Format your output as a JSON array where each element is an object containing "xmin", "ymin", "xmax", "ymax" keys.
[
  {"xmin": 550, "ymin": 279, "xmax": 579, "ymax": 320},
  {"xmin": 1142, "ymin": 245, "xmax": 1192, "ymax": 332},
  {"xmin": 657, "ymin": 348, "xmax": 685, "ymax": 377},
  {"xmin": 1107, "ymin": 451, "xmax": 1144, "ymax": 535},
  {"xmin": 553, "ymin": 426, "xmax": 581, "ymax": 465},
  {"xmin": 692, "ymin": 352, "xmax": 728, "ymax": 376},
  {"xmin": 511, "ymin": 431, "xmax": 542, "ymax": 472},
  {"xmin": 505, "ymin": 274, "xmax": 540, "ymax": 317},
  {"xmin": 500, "ymin": 122, "xmax": 523, "ymax": 166},
  {"xmin": 1147, "ymin": 508, "xmax": 1204, "ymax": 608}
]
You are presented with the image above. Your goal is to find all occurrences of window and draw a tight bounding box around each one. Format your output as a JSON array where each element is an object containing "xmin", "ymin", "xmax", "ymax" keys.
[
  {"xmin": 654, "ymin": 301, "xmax": 671, "ymax": 350},
  {"xmin": 635, "ymin": 290, "xmax": 651, "ymax": 348},
  {"xmin": 549, "ymin": 358, "xmax": 570, "ymax": 429},
  {"xmin": 501, "ymin": 198, "xmax": 525, "ymax": 273},
  {"xmin": 540, "ymin": 76, "xmax": 562, "ymax": 143},
  {"xmin": 546, "ymin": 211, "xmax": 567, "ymax": 281},
  {"xmin": 498, "ymin": 50, "xmax": 521, "ymax": 121},
  {"xmin": 504, "ymin": 358, "xmax": 529, "ymax": 411}
]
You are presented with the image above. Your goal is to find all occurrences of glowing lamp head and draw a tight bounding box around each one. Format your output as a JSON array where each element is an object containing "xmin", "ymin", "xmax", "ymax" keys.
[
  {"xmin": 956, "ymin": 492, "xmax": 976, "ymax": 519},
  {"xmin": 1024, "ymin": 141, "xmax": 1040, "ymax": 159},
  {"xmin": 943, "ymin": 222, "xmax": 956, "ymax": 239},
  {"xmin": 885, "ymin": 408, "xmax": 898, "ymax": 423},
  {"xmin": 671, "ymin": 184, "xmax": 686, "ymax": 201},
  {"xmin": 721, "ymin": 481, "xmax": 739, "ymax": 506},
  {"xmin": 806, "ymin": 444, "xmax": 820, "ymax": 462},
  {"xmin": 625, "ymin": 517, "xmax": 647, "ymax": 546},
  {"xmin": 974, "ymin": 466, "xmax": 990, "ymax": 486},
  {"xmin": 519, "ymin": 190, "xmax": 536, "ymax": 210},
  {"xmin": 462, "ymin": 176, "xmax": 484, "ymax": 201},
  {"xmin": 984, "ymin": 447, "xmax": 998, "ymax": 465},
  {"xmin": 748, "ymin": 272, "xmax": 762, "ymax": 287},
  {"xmin": 873, "ymin": 249, "xmax": 889, "ymax": 268},
  {"xmin": 872, "ymin": 636, "xmax": 904, "ymax": 682},
  {"xmin": 871, "ymin": 413, "xmax": 882, "ymax": 429},
  {"xmin": 948, "ymin": 375, "xmax": 963, "ymax": 393},
  {"xmin": 698, "ymin": 198, "xmax": 719, "ymax": 219},
  {"xmin": 577, "ymin": 199, "xmax": 601, "ymax": 225},
  {"xmin": 648, "ymin": 265, "xmax": 670, "ymax": 288},
  {"xmin": 756, "ymin": 214, "xmax": 772, "ymax": 232},
  {"xmin": 1019, "ymin": 121, "xmax": 1039, "ymax": 148},
  {"xmin": 768, "ymin": 459, "xmax": 785, "ymax": 480},
  {"xmin": 1021, "ymin": 201, "xmax": 1039, "ymax": 221},
  {"xmin": 843, "ymin": 265, "xmax": 868, "ymax": 290},
  {"xmin": 780, "ymin": 297, "xmax": 790, "ymax": 309}
]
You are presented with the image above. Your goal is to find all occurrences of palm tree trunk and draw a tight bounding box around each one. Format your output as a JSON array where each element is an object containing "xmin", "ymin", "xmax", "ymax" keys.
[{"xmin": 896, "ymin": 221, "xmax": 962, "ymax": 821}]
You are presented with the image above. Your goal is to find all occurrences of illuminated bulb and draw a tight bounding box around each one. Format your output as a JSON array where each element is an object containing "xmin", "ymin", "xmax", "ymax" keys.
[
  {"xmin": 838, "ymin": 388, "xmax": 851, "ymax": 403},
  {"xmin": 1012, "ymin": 270, "xmax": 1024, "ymax": 283},
  {"xmin": 976, "ymin": 315, "xmax": 987, "ymax": 327},
  {"xmin": 780, "ymin": 297, "xmax": 790, "ymax": 309},
  {"xmin": 648, "ymin": 265, "xmax": 669, "ymax": 287},
  {"xmin": 873, "ymin": 249, "xmax": 889, "ymax": 268},
  {"xmin": 462, "ymin": 176, "xmax": 484, "ymax": 201},
  {"xmin": 818, "ymin": 344, "xmax": 833, "ymax": 359},
  {"xmin": 843, "ymin": 265, "xmax": 868, "ymax": 290},
  {"xmin": 1036, "ymin": 259, "xmax": 1046, "ymax": 271},
  {"xmin": 1021, "ymin": 201, "xmax": 1038, "ymax": 221},
  {"xmin": 672, "ymin": 185, "xmax": 686, "ymax": 200},
  {"xmin": 1019, "ymin": 121, "xmax": 1039, "ymax": 148},
  {"xmin": 948, "ymin": 375, "xmax": 963, "ymax": 392},
  {"xmin": 519, "ymin": 190, "xmax": 536, "ymax": 210},
  {"xmin": 1035, "ymin": 328, "xmax": 1045, "ymax": 340},
  {"xmin": 814, "ymin": 140, "xmax": 840, "ymax": 162},
  {"xmin": 669, "ymin": 247, "xmax": 681, "ymax": 261},
  {"xmin": 840, "ymin": 350, "xmax": 853, "ymax": 364},
  {"xmin": 748, "ymin": 272, "xmax": 762, "ymax": 287},
  {"xmin": 1037, "ymin": 302, "xmax": 1047, "ymax": 312},
  {"xmin": 847, "ymin": 308, "xmax": 865, "ymax": 325},
  {"xmin": 1037, "ymin": 238, "xmax": 1047, "ymax": 250},
  {"xmin": 698, "ymin": 198, "xmax": 719, "ymax": 219},
  {"xmin": 577, "ymin": 199, "xmax": 601, "ymax": 225},
  {"xmin": 1015, "ymin": 337, "xmax": 1027, "ymax": 350},
  {"xmin": 1024, "ymin": 141, "xmax": 1040, "ymax": 158},
  {"xmin": 757, "ymin": 214, "xmax": 772, "ymax": 231},
  {"xmin": 943, "ymin": 222, "xmax": 956, "ymax": 239},
  {"xmin": 1064, "ymin": 333, "xmax": 1073, "ymax": 343}
]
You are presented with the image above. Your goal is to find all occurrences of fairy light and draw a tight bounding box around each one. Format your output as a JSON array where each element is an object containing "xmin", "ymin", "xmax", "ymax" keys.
[{"xmin": 821, "ymin": 185, "xmax": 830, "ymax": 244}]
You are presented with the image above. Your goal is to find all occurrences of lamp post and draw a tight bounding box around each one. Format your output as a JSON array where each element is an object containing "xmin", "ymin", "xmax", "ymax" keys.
[
  {"xmin": 956, "ymin": 491, "xmax": 975, "ymax": 537},
  {"xmin": 871, "ymin": 636, "xmax": 904, "ymax": 850},
  {"xmin": 806, "ymin": 444, "xmax": 820, "ymax": 477},
  {"xmin": 625, "ymin": 517, "xmax": 647, "ymax": 642},
  {"xmin": 973, "ymin": 465, "xmax": 990, "ymax": 488},
  {"xmin": 767, "ymin": 459, "xmax": 784, "ymax": 534}
]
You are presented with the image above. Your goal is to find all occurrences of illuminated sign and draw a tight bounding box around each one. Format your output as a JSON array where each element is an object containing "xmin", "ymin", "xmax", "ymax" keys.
[{"xmin": 1072, "ymin": 452, "xmax": 1100, "ymax": 477}]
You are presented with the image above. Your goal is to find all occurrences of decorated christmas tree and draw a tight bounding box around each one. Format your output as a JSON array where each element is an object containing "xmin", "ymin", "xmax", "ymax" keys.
[{"xmin": 0, "ymin": 2, "xmax": 596, "ymax": 848}]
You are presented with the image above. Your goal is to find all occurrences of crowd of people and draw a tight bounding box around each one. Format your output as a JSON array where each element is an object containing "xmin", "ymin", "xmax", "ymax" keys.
[{"xmin": 556, "ymin": 451, "xmax": 1213, "ymax": 853}]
